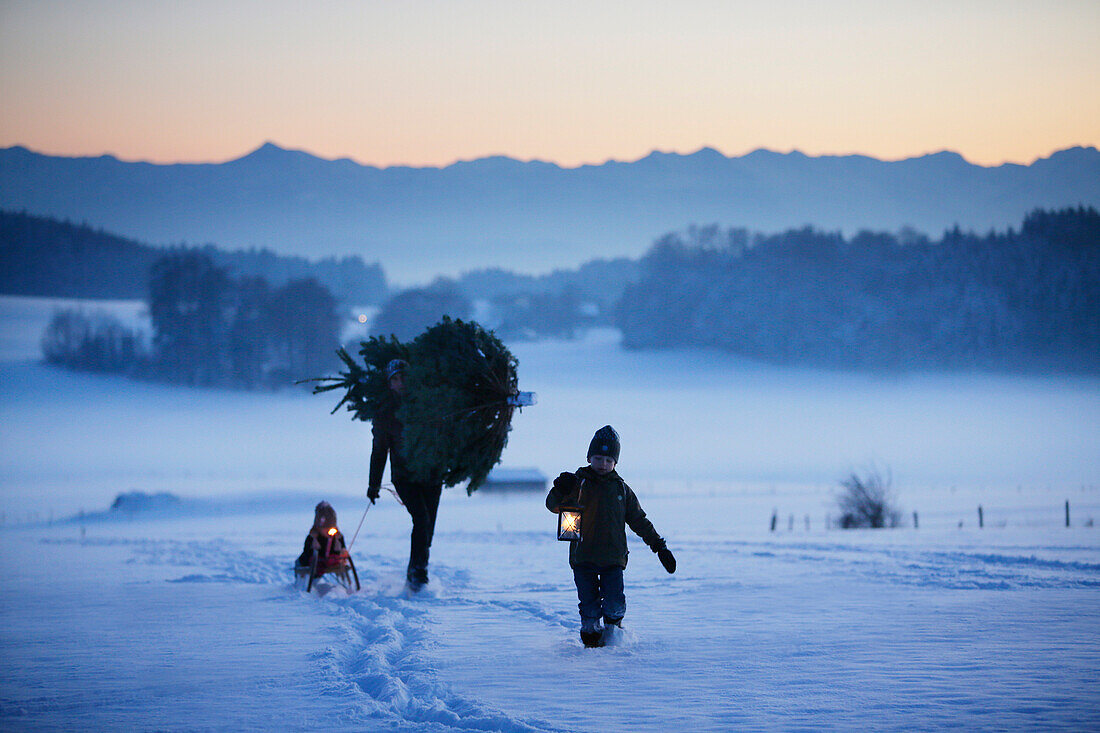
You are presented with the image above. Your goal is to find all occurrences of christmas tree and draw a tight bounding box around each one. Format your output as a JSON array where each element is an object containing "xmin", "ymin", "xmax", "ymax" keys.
[
  {"xmin": 307, "ymin": 318, "xmax": 528, "ymax": 494},
  {"xmin": 308, "ymin": 334, "xmax": 408, "ymax": 422}
]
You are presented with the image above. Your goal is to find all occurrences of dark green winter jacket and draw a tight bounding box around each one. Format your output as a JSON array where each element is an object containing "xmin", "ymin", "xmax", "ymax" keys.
[
  {"xmin": 546, "ymin": 466, "xmax": 665, "ymax": 568},
  {"xmin": 369, "ymin": 395, "xmax": 412, "ymax": 488}
]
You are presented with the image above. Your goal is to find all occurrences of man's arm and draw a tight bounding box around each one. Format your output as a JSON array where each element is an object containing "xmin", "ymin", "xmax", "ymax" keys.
[{"xmin": 368, "ymin": 422, "xmax": 388, "ymax": 495}]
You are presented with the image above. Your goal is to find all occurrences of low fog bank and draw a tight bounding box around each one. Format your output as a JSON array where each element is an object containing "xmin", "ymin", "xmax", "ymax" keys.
[
  {"xmin": 507, "ymin": 329, "xmax": 1100, "ymax": 486},
  {"xmin": 62, "ymin": 489, "xmax": 364, "ymax": 525},
  {"xmin": 1, "ymin": 297, "xmax": 1098, "ymax": 520}
]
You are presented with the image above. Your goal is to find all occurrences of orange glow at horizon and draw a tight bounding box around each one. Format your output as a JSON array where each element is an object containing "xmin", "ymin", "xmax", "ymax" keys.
[{"xmin": 1, "ymin": 1, "xmax": 1097, "ymax": 169}]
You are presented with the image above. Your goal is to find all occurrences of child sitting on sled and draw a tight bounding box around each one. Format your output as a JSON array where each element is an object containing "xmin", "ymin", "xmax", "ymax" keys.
[
  {"xmin": 296, "ymin": 501, "xmax": 348, "ymax": 570},
  {"xmin": 546, "ymin": 425, "xmax": 677, "ymax": 648}
]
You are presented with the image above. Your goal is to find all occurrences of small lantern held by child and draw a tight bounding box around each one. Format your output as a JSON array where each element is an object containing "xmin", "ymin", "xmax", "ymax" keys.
[{"xmin": 557, "ymin": 502, "xmax": 583, "ymax": 542}]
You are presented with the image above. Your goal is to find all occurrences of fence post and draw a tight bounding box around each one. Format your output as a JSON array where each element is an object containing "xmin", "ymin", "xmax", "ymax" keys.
[
  {"xmin": 913, "ymin": 511, "xmax": 919, "ymax": 529},
  {"xmin": 770, "ymin": 510, "xmax": 777, "ymax": 532},
  {"xmin": 1066, "ymin": 500, "xmax": 1071, "ymax": 528},
  {"xmin": 978, "ymin": 505, "xmax": 984, "ymax": 529}
]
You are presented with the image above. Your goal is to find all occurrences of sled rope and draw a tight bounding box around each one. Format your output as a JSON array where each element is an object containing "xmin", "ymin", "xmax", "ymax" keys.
[
  {"xmin": 349, "ymin": 501, "xmax": 371, "ymax": 549},
  {"xmin": 348, "ymin": 484, "xmax": 403, "ymax": 549}
]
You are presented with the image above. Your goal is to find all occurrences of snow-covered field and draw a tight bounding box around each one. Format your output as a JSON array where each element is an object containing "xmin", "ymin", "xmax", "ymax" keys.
[{"xmin": 2, "ymin": 295, "xmax": 1099, "ymax": 731}]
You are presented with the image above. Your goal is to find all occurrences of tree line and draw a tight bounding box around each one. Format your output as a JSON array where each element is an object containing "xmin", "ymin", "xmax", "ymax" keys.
[
  {"xmin": 366, "ymin": 259, "xmax": 641, "ymax": 343},
  {"xmin": 0, "ymin": 209, "xmax": 388, "ymax": 304},
  {"xmin": 44, "ymin": 251, "xmax": 341, "ymax": 388},
  {"xmin": 23, "ymin": 205, "xmax": 1100, "ymax": 379},
  {"xmin": 616, "ymin": 207, "xmax": 1100, "ymax": 372},
  {"xmin": 3, "ymin": 207, "xmax": 627, "ymax": 344}
]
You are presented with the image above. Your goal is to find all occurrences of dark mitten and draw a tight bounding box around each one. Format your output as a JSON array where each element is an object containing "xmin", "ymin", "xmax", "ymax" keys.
[
  {"xmin": 553, "ymin": 472, "xmax": 579, "ymax": 494},
  {"xmin": 367, "ymin": 485, "xmax": 380, "ymax": 504},
  {"xmin": 657, "ymin": 547, "xmax": 677, "ymax": 574}
]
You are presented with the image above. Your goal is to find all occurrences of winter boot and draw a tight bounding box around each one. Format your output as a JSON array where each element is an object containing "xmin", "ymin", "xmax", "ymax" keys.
[
  {"xmin": 600, "ymin": 616, "xmax": 623, "ymax": 645},
  {"xmin": 580, "ymin": 616, "xmax": 605, "ymax": 648},
  {"xmin": 406, "ymin": 563, "xmax": 428, "ymax": 592},
  {"xmin": 580, "ymin": 630, "xmax": 605, "ymax": 648}
]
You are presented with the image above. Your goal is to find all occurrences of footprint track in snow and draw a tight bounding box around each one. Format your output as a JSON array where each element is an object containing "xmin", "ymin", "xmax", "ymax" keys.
[{"xmin": 48, "ymin": 536, "xmax": 563, "ymax": 732}]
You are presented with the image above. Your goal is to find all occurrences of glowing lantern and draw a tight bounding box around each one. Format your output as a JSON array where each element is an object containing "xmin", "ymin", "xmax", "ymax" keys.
[
  {"xmin": 557, "ymin": 506, "xmax": 583, "ymax": 541},
  {"xmin": 556, "ymin": 477, "xmax": 585, "ymax": 541},
  {"xmin": 323, "ymin": 525, "xmax": 340, "ymax": 558}
]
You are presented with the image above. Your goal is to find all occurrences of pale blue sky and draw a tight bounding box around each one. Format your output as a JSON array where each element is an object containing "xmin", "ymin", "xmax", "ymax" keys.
[{"xmin": 1, "ymin": 0, "xmax": 1097, "ymax": 166}]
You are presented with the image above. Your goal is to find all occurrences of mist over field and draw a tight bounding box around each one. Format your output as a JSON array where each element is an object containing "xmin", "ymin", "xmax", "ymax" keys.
[{"xmin": 2, "ymin": 295, "xmax": 1097, "ymax": 522}]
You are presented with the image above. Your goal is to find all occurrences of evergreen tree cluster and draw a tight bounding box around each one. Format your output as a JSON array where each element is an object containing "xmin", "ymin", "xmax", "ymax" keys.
[
  {"xmin": 147, "ymin": 252, "xmax": 342, "ymax": 387},
  {"xmin": 0, "ymin": 209, "xmax": 388, "ymax": 305},
  {"xmin": 2, "ymin": 211, "xmax": 152, "ymax": 298},
  {"xmin": 455, "ymin": 258, "xmax": 639, "ymax": 340},
  {"xmin": 41, "ymin": 309, "xmax": 143, "ymax": 373},
  {"xmin": 616, "ymin": 209, "xmax": 1100, "ymax": 372},
  {"xmin": 369, "ymin": 280, "xmax": 473, "ymax": 341},
  {"xmin": 488, "ymin": 290, "xmax": 591, "ymax": 340}
]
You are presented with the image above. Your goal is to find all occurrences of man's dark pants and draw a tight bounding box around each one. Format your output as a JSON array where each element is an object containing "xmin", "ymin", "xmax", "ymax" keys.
[{"xmin": 394, "ymin": 481, "xmax": 442, "ymax": 583}]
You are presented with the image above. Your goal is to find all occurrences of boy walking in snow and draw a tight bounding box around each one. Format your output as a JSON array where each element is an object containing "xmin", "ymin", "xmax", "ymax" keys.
[{"xmin": 546, "ymin": 425, "xmax": 676, "ymax": 647}]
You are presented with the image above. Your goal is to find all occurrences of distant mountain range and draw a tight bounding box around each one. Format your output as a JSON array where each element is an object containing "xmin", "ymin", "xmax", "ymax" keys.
[{"xmin": 2, "ymin": 143, "xmax": 1097, "ymax": 283}]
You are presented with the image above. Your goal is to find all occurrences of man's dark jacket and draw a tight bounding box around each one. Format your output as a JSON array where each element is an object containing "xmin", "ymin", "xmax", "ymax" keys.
[{"xmin": 369, "ymin": 396, "xmax": 412, "ymax": 488}]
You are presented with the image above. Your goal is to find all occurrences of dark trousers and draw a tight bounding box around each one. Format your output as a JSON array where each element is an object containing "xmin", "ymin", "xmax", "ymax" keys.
[
  {"xmin": 572, "ymin": 563, "xmax": 625, "ymax": 630},
  {"xmin": 394, "ymin": 481, "xmax": 442, "ymax": 580}
]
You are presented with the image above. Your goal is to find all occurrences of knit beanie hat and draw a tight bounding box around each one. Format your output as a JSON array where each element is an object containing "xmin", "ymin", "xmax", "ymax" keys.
[
  {"xmin": 314, "ymin": 501, "xmax": 337, "ymax": 530},
  {"xmin": 587, "ymin": 425, "xmax": 621, "ymax": 463},
  {"xmin": 385, "ymin": 359, "xmax": 408, "ymax": 380}
]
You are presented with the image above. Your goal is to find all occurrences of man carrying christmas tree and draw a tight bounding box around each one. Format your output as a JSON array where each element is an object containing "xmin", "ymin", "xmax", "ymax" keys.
[{"xmin": 368, "ymin": 358, "xmax": 443, "ymax": 591}]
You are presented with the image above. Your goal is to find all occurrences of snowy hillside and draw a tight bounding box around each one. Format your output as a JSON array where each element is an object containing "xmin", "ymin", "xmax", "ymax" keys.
[{"xmin": 1, "ymin": 295, "xmax": 1099, "ymax": 730}]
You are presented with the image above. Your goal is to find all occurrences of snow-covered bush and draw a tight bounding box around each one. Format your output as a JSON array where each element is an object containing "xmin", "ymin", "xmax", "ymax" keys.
[
  {"xmin": 836, "ymin": 468, "xmax": 901, "ymax": 529},
  {"xmin": 110, "ymin": 491, "xmax": 182, "ymax": 513}
]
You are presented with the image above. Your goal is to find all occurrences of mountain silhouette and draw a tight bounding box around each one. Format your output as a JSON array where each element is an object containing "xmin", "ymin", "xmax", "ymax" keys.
[{"xmin": 2, "ymin": 142, "xmax": 1097, "ymax": 282}]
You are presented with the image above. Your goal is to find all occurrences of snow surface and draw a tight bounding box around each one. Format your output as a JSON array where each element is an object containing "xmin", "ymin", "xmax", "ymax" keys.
[{"xmin": 2, "ymin": 295, "xmax": 1099, "ymax": 731}]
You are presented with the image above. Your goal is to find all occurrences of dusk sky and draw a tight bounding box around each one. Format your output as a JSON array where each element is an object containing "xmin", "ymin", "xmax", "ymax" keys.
[{"xmin": 1, "ymin": 0, "xmax": 1097, "ymax": 168}]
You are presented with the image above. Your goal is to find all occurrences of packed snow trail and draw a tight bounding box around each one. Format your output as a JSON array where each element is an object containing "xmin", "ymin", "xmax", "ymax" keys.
[
  {"xmin": 303, "ymin": 578, "xmax": 563, "ymax": 731},
  {"xmin": 31, "ymin": 535, "xmax": 563, "ymax": 732}
]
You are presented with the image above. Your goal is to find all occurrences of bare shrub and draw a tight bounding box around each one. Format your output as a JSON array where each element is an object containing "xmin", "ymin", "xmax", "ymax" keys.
[{"xmin": 837, "ymin": 467, "xmax": 901, "ymax": 529}]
